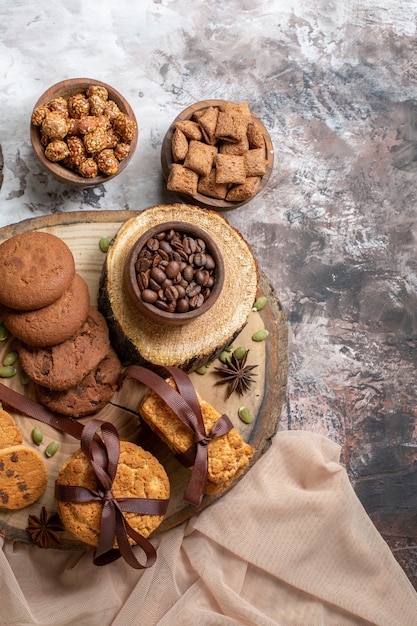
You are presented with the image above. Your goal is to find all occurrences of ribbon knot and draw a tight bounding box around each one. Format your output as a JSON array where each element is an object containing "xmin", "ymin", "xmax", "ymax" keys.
[
  {"xmin": 121, "ymin": 365, "xmax": 234, "ymax": 506},
  {"xmin": 51, "ymin": 418, "xmax": 168, "ymax": 569}
]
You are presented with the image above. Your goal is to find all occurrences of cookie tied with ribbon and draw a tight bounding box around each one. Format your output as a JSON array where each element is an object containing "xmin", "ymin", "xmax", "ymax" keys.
[
  {"xmin": 0, "ymin": 383, "xmax": 169, "ymax": 570},
  {"xmin": 55, "ymin": 419, "xmax": 169, "ymax": 568},
  {"xmin": 121, "ymin": 366, "xmax": 253, "ymax": 506}
]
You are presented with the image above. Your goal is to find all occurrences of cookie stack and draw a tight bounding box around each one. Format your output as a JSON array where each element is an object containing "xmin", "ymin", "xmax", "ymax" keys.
[
  {"xmin": 0, "ymin": 231, "xmax": 121, "ymax": 418},
  {"xmin": 139, "ymin": 376, "xmax": 254, "ymax": 495},
  {"xmin": 0, "ymin": 404, "xmax": 47, "ymax": 509},
  {"xmin": 56, "ymin": 440, "xmax": 170, "ymax": 547}
]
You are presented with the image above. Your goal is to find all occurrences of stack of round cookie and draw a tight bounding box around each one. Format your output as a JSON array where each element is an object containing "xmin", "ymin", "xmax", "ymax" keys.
[{"xmin": 0, "ymin": 231, "xmax": 121, "ymax": 418}]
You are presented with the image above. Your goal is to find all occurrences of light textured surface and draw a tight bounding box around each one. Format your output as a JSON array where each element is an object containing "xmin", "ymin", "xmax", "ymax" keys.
[{"xmin": 0, "ymin": 0, "xmax": 416, "ymax": 601}]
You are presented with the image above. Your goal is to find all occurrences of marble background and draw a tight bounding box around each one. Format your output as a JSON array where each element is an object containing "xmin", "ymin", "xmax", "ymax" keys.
[{"xmin": 0, "ymin": 0, "xmax": 416, "ymax": 587}]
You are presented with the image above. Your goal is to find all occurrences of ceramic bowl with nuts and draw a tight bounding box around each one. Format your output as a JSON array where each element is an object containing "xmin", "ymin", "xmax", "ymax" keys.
[
  {"xmin": 123, "ymin": 221, "xmax": 225, "ymax": 326},
  {"xmin": 30, "ymin": 78, "xmax": 138, "ymax": 187},
  {"xmin": 161, "ymin": 99, "xmax": 274, "ymax": 211}
]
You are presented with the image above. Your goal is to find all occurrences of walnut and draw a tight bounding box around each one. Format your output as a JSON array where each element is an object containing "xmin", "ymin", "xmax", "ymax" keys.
[
  {"xmin": 67, "ymin": 92, "xmax": 90, "ymax": 118},
  {"xmin": 96, "ymin": 149, "xmax": 119, "ymax": 175},
  {"xmin": 78, "ymin": 116, "xmax": 100, "ymax": 135},
  {"xmin": 103, "ymin": 99, "xmax": 121, "ymax": 121},
  {"xmin": 95, "ymin": 114, "xmax": 111, "ymax": 131},
  {"xmin": 83, "ymin": 128, "xmax": 109, "ymax": 154},
  {"xmin": 64, "ymin": 136, "xmax": 87, "ymax": 169},
  {"xmin": 44, "ymin": 140, "xmax": 70, "ymax": 162},
  {"xmin": 86, "ymin": 85, "xmax": 108, "ymax": 101},
  {"xmin": 113, "ymin": 112, "xmax": 137, "ymax": 142},
  {"xmin": 66, "ymin": 118, "xmax": 80, "ymax": 135},
  {"xmin": 104, "ymin": 129, "xmax": 121, "ymax": 149},
  {"xmin": 31, "ymin": 106, "xmax": 50, "ymax": 126},
  {"xmin": 114, "ymin": 142, "xmax": 131, "ymax": 161},
  {"xmin": 88, "ymin": 94, "xmax": 107, "ymax": 116},
  {"xmin": 41, "ymin": 111, "xmax": 68, "ymax": 140},
  {"xmin": 48, "ymin": 97, "xmax": 68, "ymax": 115},
  {"xmin": 78, "ymin": 158, "xmax": 99, "ymax": 178}
]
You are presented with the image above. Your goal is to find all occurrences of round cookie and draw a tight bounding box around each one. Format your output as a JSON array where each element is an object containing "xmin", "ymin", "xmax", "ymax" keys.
[
  {"xmin": 18, "ymin": 308, "xmax": 110, "ymax": 390},
  {"xmin": 2, "ymin": 273, "xmax": 90, "ymax": 347},
  {"xmin": 0, "ymin": 445, "xmax": 47, "ymax": 509},
  {"xmin": 0, "ymin": 406, "xmax": 23, "ymax": 449},
  {"xmin": 0, "ymin": 231, "xmax": 75, "ymax": 311},
  {"xmin": 35, "ymin": 347, "xmax": 122, "ymax": 418},
  {"xmin": 56, "ymin": 440, "xmax": 170, "ymax": 547}
]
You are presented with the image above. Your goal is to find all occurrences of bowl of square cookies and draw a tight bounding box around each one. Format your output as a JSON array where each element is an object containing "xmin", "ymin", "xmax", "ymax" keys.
[{"xmin": 161, "ymin": 100, "xmax": 274, "ymax": 210}]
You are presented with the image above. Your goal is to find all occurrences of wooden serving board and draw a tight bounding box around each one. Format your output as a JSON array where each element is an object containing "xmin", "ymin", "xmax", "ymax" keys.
[{"xmin": 0, "ymin": 210, "xmax": 288, "ymax": 550}]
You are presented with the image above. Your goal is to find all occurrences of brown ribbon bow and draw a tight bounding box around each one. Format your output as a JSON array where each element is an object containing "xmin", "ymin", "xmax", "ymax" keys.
[
  {"xmin": 55, "ymin": 418, "xmax": 168, "ymax": 568},
  {"xmin": 120, "ymin": 365, "xmax": 234, "ymax": 506},
  {"xmin": 0, "ymin": 383, "xmax": 168, "ymax": 569}
]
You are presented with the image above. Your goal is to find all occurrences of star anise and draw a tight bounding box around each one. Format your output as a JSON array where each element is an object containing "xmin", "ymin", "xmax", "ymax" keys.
[
  {"xmin": 214, "ymin": 350, "xmax": 258, "ymax": 398},
  {"xmin": 26, "ymin": 506, "xmax": 64, "ymax": 549}
]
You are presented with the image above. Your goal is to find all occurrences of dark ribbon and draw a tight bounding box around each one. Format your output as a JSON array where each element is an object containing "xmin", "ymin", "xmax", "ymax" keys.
[
  {"xmin": 120, "ymin": 365, "xmax": 234, "ymax": 506},
  {"xmin": 0, "ymin": 383, "xmax": 168, "ymax": 569}
]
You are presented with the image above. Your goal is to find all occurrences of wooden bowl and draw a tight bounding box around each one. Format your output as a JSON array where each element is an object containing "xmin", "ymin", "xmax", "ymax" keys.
[
  {"xmin": 161, "ymin": 99, "xmax": 274, "ymax": 211},
  {"xmin": 123, "ymin": 221, "xmax": 225, "ymax": 326},
  {"xmin": 30, "ymin": 78, "xmax": 138, "ymax": 188}
]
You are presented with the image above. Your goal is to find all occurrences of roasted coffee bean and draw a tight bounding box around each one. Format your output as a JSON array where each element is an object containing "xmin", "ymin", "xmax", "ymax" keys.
[
  {"xmin": 176, "ymin": 298, "xmax": 190, "ymax": 313},
  {"xmin": 165, "ymin": 285, "xmax": 179, "ymax": 302},
  {"xmin": 137, "ymin": 271, "xmax": 149, "ymax": 290},
  {"xmin": 147, "ymin": 237, "xmax": 160, "ymax": 251},
  {"xmin": 150, "ymin": 267, "xmax": 166, "ymax": 284},
  {"xmin": 135, "ymin": 257, "xmax": 151, "ymax": 273},
  {"xmin": 166, "ymin": 260, "xmax": 181, "ymax": 278},
  {"xmin": 135, "ymin": 228, "xmax": 217, "ymax": 315},
  {"xmin": 159, "ymin": 240, "xmax": 173, "ymax": 254},
  {"xmin": 205, "ymin": 255, "xmax": 215, "ymax": 270},
  {"xmin": 193, "ymin": 252, "xmax": 207, "ymax": 267},
  {"xmin": 182, "ymin": 265, "xmax": 194, "ymax": 282},
  {"xmin": 141, "ymin": 289, "xmax": 158, "ymax": 303},
  {"xmin": 195, "ymin": 269, "xmax": 209, "ymax": 286}
]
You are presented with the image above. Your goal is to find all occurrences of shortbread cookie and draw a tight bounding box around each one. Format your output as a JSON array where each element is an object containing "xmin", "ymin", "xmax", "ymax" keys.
[
  {"xmin": 0, "ymin": 445, "xmax": 47, "ymax": 509},
  {"xmin": 2, "ymin": 273, "xmax": 90, "ymax": 347},
  {"xmin": 139, "ymin": 377, "xmax": 253, "ymax": 486},
  {"xmin": 35, "ymin": 347, "xmax": 121, "ymax": 418},
  {"xmin": 56, "ymin": 440, "xmax": 170, "ymax": 547},
  {"xmin": 0, "ymin": 231, "xmax": 75, "ymax": 311},
  {"xmin": 0, "ymin": 405, "xmax": 23, "ymax": 449},
  {"xmin": 18, "ymin": 308, "xmax": 110, "ymax": 391}
]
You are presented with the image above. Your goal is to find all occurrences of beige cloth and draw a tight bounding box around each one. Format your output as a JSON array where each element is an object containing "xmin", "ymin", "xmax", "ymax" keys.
[{"xmin": 1, "ymin": 430, "xmax": 416, "ymax": 626}]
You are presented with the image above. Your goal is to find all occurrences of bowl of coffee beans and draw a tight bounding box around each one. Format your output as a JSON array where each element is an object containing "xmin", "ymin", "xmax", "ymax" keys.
[{"xmin": 123, "ymin": 221, "xmax": 224, "ymax": 326}]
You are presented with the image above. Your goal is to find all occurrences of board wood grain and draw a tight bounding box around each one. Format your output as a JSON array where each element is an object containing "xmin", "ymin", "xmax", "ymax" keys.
[{"xmin": 0, "ymin": 210, "xmax": 287, "ymax": 550}]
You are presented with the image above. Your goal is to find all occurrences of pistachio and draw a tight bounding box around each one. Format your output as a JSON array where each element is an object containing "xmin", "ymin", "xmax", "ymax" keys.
[
  {"xmin": 0, "ymin": 365, "xmax": 17, "ymax": 378},
  {"xmin": 45, "ymin": 441, "xmax": 59, "ymax": 458},
  {"xmin": 233, "ymin": 346, "xmax": 247, "ymax": 361},
  {"xmin": 20, "ymin": 370, "xmax": 31, "ymax": 386},
  {"xmin": 99, "ymin": 236, "xmax": 111, "ymax": 253},
  {"xmin": 252, "ymin": 329, "xmax": 269, "ymax": 342},
  {"xmin": 196, "ymin": 365, "xmax": 207, "ymax": 375},
  {"xmin": 253, "ymin": 295, "xmax": 267, "ymax": 311},
  {"xmin": 0, "ymin": 322, "xmax": 8, "ymax": 341},
  {"xmin": 238, "ymin": 406, "xmax": 253, "ymax": 424},
  {"xmin": 3, "ymin": 351, "xmax": 18, "ymax": 367},
  {"xmin": 31, "ymin": 427, "xmax": 43, "ymax": 446},
  {"xmin": 219, "ymin": 350, "xmax": 232, "ymax": 364}
]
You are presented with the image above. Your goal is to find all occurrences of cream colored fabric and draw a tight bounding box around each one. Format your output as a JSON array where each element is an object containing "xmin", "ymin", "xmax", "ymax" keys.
[{"xmin": 1, "ymin": 430, "xmax": 416, "ymax": 626}]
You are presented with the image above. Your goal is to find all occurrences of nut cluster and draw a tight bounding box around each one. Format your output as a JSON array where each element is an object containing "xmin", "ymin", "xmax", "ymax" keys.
[
  {"xmin": 31, "ymin": 84, "xmax": 137, "ymax": 178},
  {"xmin": 134, "ymin": 229, "xmax": 217, "ymax": 314}
]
